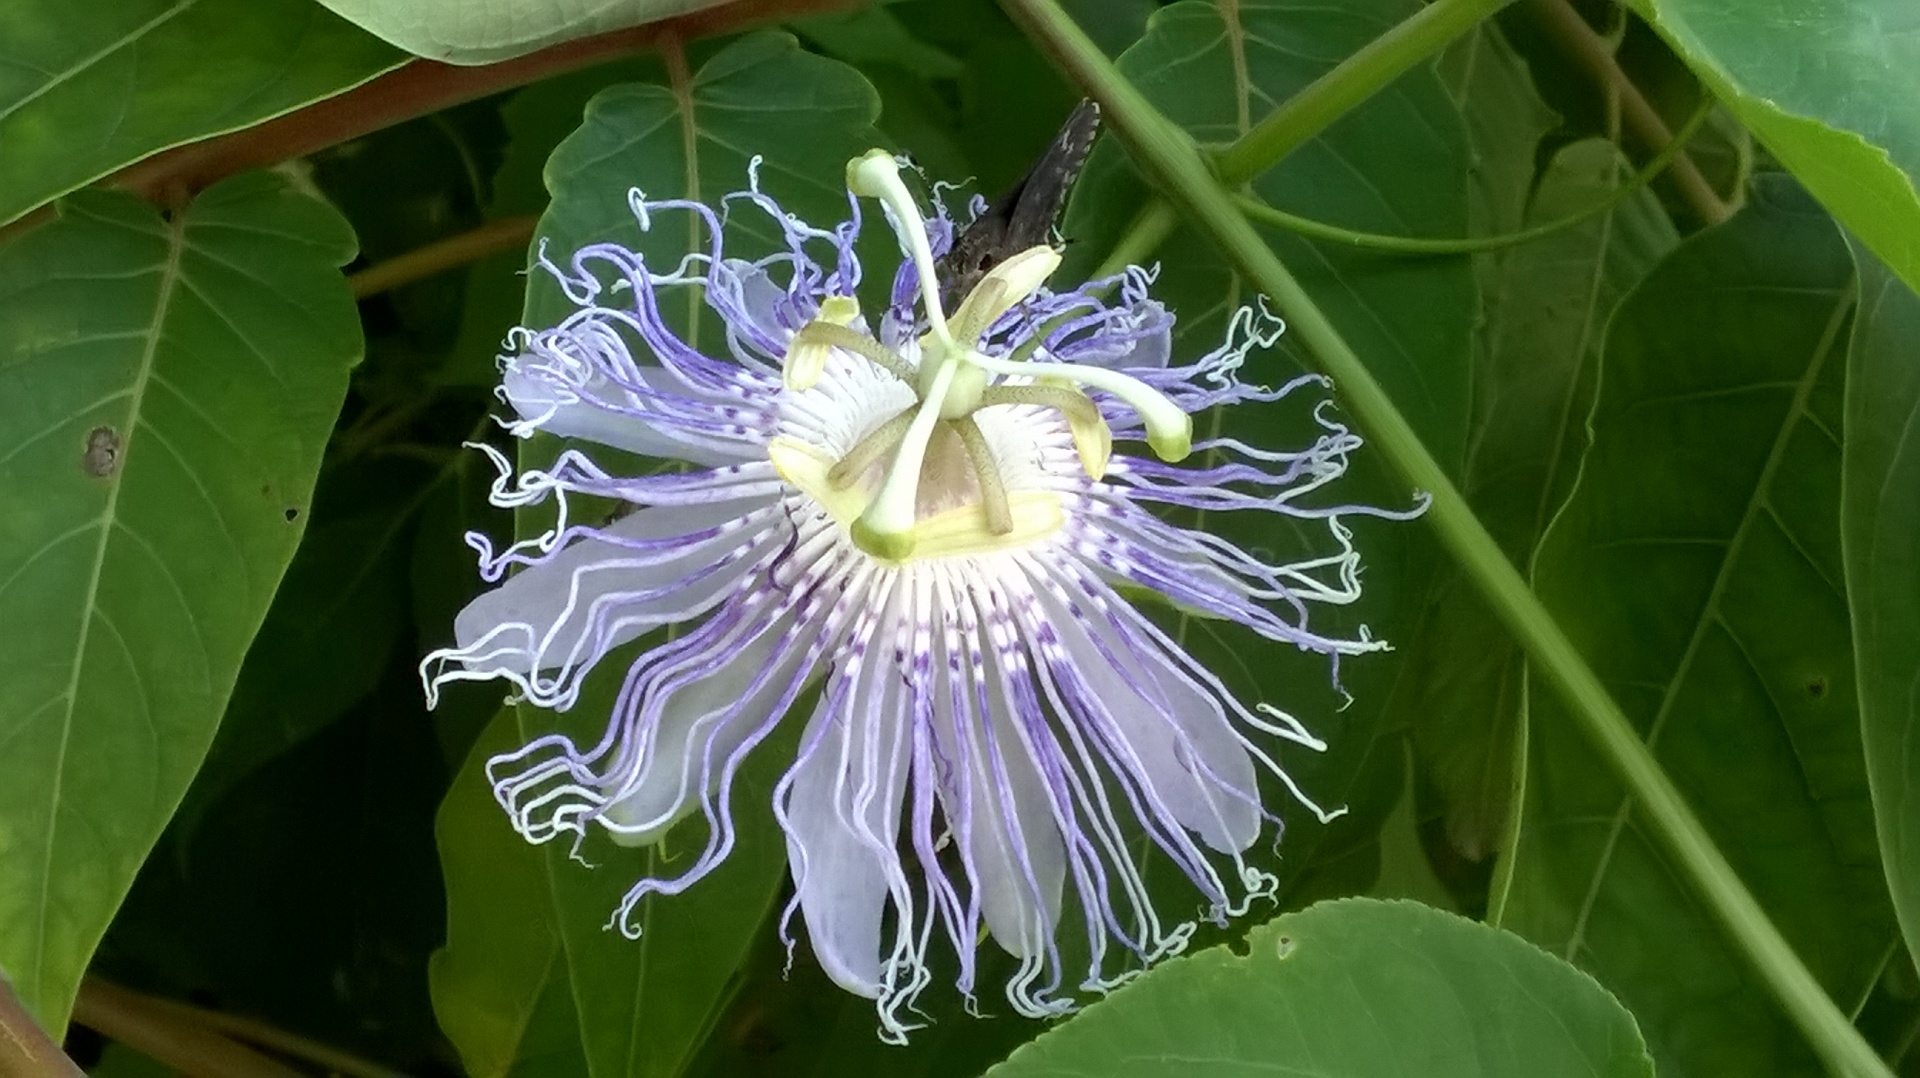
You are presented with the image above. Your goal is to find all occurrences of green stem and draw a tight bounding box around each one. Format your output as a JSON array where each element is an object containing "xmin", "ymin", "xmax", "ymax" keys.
[
  {"xmin": 1091, "ymin": 0, "xmax": 1508, "ymax": 279},
  {"xmin": 999, "ymin": 2, "xmax": 1893, "ymax": 1076},
  {"xmin": 1522, "ymin": 0, "xmax": 1731, "ymax": 225},
  {"xmin": 1234, "ymin": 97, "xmax": 1713, "ymax": 255},
  {"xmin": 1214, "ymin": 0, "xmax": 1511, "ymax": 184}
]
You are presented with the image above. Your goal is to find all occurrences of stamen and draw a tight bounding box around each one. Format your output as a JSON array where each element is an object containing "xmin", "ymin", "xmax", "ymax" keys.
[
  {"xmin": 847, "ymin": 150, "xmax": 953, "ymax": 345},
  {"xmin": 782, "ymin": 295, "xmax": 863, "ymax": 391},
  {"xmin": 949, "ymin": 246, "xmax": 1060, "ymax": 345},
  {"xmin": 791, "ymin": 319, "xmax": 918, "ymax": 387},
  {"xmin": 828, "ymin": 406, "xmax": 917, "ymax": 489},
  {"xmin": 967, "ymin": 350, "xmax": 1192, "ymax": 462},
  {"xmin": 951, "ymin": 416, "xmax": 1013, "ymax": 534},
  {"xmin": 977, "ymin": 384, "xmax": 1112, "ymax": 479},
  {"xmin": 851, "ymin": 358, "xmax": 961, "ymax": 560}
]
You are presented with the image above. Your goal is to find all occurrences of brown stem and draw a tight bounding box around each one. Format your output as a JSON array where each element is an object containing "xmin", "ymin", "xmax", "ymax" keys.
[
  {"xmin": 83, "ymin": 980, "xmax": 409, "ymax": 1078},
  {"xmin": 72, "ymin": 980, "xmax": 306, "ymax": 1078},
  {"xmin": 1523, "ymin": 0, "xmax": 1732, "ymax": 224},
  {"xmin": 0, "ymin": 976, "xmax": 83, "ymax": 1078},
  {"xmin": 349, "ymin": 214, "xmax": 539, "ymax": 298},
  {"xmin": 110, "ymin": 0, "xmax": 853, "ymax": 207}
]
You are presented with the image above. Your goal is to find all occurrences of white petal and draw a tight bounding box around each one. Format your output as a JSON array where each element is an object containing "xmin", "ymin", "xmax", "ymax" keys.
[
  {"xmin": 452, "ymin": 497, "xmax": 774, "ymax": 677},
  {"xmin": 503, "ymin": 363, "xmax": 748, "ymax": 467},
  {"xmin": 599, "ymin": 609, "xmax": 814, "ymax": 843},
  {"xmin": 784, "ymin": 616, "xmax": 912, "ymax": 998},
  {"xmin": 932, "ymin": 579, "xmax": 1064, "ymax": 960},
  {"xmin": 1028, "ymin": 572, "xmax": 1260, "ymax": 852}
]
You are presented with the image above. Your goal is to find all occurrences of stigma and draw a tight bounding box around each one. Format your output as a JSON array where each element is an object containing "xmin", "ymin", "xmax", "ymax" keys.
[{"xmin": 772, "ymin": 150, "xmax": 1194, "ymax": 563}]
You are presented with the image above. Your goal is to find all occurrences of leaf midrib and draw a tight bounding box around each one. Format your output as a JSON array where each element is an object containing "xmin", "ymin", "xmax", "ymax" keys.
[
  {"xmin": 1561, "ymin": 282, "xmax": 1855, "ymax": 962},
  {"xmin": 32, "ymin": 203, "xmax": 188, "ymax": 993}
]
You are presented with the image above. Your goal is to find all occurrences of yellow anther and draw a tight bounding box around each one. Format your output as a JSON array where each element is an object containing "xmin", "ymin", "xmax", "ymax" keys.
[{"xmin": 783, "ymin": 295, "xmax": 863, "ymax": 391}]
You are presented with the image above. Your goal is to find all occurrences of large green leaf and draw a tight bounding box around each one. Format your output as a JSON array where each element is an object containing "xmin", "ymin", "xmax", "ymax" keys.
[
  {"xmin": 0, "ymin": 173, "xmax": 361, "ymax": 1031},
  {"xmin": 987, "ymin": 898, "xmax": 1654, "ymax": 1078},
  {"xmin": 0, "ymin": 0, "xmax": 402, "ymax": 228},
  {"xmin": 1061, "ymin": 0, "xmax": 1475, "ymax": 904},
  {"xmin": 1409, "ymin": 140, "xmax": 1679, "ymax": 861},
  {"xmin": 1626, "ymin": 0, "xmax": 1920, "ymax": 297},
  {"xmin": 312, "ymin": 0, "xmax": 724, "ymax": 65},
  {"xmin": 430, "ymin": 33, "xmax": 886, "ymax": 1077},
  {"xmin": 1503, "ymin": 176, "xmax": 1892, "ymax": 1075},
  {"xmin": 1844, "ymin": 245, "xmax": 1920, "ymax": 969}
]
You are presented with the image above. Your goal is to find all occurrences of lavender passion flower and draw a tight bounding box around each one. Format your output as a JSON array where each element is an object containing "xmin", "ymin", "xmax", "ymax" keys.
[{"xmin": 423, "ymin": 150, "xmax": 1410, "ymax": 1040}]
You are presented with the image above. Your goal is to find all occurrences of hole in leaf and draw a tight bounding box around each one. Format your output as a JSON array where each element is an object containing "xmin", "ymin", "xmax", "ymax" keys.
[{"xmin": 82, "ymin": 425, "xmax": 121, "ymax": 478}]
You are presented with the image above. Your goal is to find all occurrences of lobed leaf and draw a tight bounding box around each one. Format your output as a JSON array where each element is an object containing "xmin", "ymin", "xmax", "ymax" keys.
[{"xmin": 0, "ymin": 173, "xmax": 361, "ymax": 1031}]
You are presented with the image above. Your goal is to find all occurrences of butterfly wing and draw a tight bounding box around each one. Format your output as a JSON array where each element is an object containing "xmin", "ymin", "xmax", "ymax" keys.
[{"xmin": 938, "ymin": 99, "xmax": 1101, "ymax": 306}]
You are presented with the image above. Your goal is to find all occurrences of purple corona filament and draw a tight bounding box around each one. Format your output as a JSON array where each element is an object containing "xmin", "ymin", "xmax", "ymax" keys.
[{"xmin": 422, "ymin": 152, "xmax": 1420, "ymax": 1042}]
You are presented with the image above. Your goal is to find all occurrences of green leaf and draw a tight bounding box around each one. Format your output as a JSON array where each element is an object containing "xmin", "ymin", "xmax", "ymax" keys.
[
  {"xmin": 987, "ymin": 898, "xmax": 1654, "ymax": 1078},
  {"xmin": 527, "ymin": 32, "xmax": 888, "ymax": 333},
  {"xmin": 1436, "ymin": 22, "xmax": 1559, "ymax": 240},
  {"xmin": 433, "ymin": 699, "xmax": 802, "ymax": 1078},
  {"xmin": 0, "ymin": 0, "xmax": 402, "ymax": 228},
  {"xmin": 1061, "ymin": 0, "xmax": 1476, "ymax": 902},
  {"xmin": 311, "ymin": 0, "xmax": 727, "ymax": 64},
  {"xmin": 1843, "ymin": 244, "xmax": 1920, "ymax": 970},
  {"xmin": 0, "ymin": 172, "xmax": 361, "ymax": 1032},
  {"xmin": 179, "ymin": 455, "xmax": 445, "ymax": 831},
  {"xmin": 430, "ymin": 710, "xmax": 591, "ymax": 1078},
  {"xmin": 1626, "ymin": 0, "xmax": 1920, "ymax": 297},
  {"xmin": 1068, "ymin": 0, "xmax": 1477, "ymax": 474},
  {"xmin": 1503, "ymin": 176, "xmax": 1893, "ymax": 1075},
  {"xmin": 1408, "ymin": 140, "xmax": 1679, "ymax": 861}
]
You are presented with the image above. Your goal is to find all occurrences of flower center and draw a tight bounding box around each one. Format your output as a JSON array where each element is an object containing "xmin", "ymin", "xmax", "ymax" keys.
[{"xmin": 770, "ymin": 149, "xmax": 1194, "ymax": 563}]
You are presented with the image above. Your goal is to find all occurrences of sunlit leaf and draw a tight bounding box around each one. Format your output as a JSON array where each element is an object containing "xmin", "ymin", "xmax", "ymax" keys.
[
  {"xmin": 1627, "ymin": 0, "xmax": 1920, "ymax": 295},
  {"xmin": 1503, "ymin": 176, "xmax": 1892, "ymax": 1075},
  {"xmin": 1843, "ymin": 244, "xmax": 1920, "ymax": 971},
  {"xmin": 988, "ymin": 898, "xmax": 1654, "ymax": 1078},
  {"xmin": 311, "ymin": 0, "xmax": 726, "ymax": 65},
  {"xmin": 0, "ymin": 0, "xmax": 401, "ymax": 227},
  {"xmin": 0, "ymin": 173, "xmax": 360, "ymax": 1031}
]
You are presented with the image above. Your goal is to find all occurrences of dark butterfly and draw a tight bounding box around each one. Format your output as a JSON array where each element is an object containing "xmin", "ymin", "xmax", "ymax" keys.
[{"xmin": 936, "ymin": 99, "xmax": 1101, "ymax": 308}]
